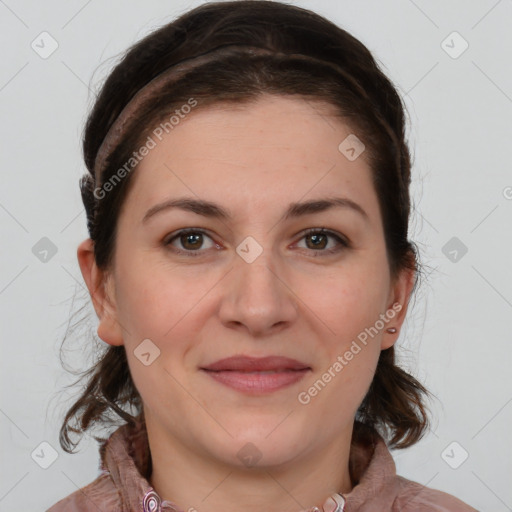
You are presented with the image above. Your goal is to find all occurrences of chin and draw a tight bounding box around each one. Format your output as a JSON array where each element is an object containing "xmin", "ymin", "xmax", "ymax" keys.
[
  {"xmin": 225, "ymin": 442, "xmax": 303, "ymax": 470},
  {"xmin": 221, "ymin": 428, "xmax": 310, "ymax": 469}
]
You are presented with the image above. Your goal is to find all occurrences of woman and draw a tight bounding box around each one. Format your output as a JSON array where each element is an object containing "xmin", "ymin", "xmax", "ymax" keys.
[{"xmin": 48, "ymin": 1, "xmax": 479, "ymax": 511}]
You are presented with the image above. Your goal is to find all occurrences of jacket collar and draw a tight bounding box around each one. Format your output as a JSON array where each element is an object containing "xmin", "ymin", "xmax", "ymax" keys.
[{"xmin": 99, "ymin": 416, "xmax": 399, "ymax": 511}]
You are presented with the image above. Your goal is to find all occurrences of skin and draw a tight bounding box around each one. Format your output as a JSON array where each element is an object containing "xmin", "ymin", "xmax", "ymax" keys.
[{"xmin": 78, "ymin": 95, "xmax": 415, "ymax": 512}]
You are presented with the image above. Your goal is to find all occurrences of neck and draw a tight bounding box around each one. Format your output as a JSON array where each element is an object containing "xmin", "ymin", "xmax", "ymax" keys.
[{"xmin": 146, "ymin": 417, "xmax": 354, "ymax": 512}]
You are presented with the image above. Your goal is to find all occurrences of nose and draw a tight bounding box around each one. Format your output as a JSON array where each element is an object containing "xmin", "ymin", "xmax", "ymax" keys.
[{"xmin": 218, "ymin": 247, "xmax": 298, "ymax": 337}]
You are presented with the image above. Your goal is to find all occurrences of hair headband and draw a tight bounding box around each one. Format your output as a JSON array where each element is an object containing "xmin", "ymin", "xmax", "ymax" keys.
[{"xmin": 92, "ymin": 44, "xmax": 277, "ymax": 185}]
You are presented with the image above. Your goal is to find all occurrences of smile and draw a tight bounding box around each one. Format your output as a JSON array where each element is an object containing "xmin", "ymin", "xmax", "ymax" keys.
[{"xmin": 201, "ymin": 368, "xmax": 311, "ymax": 394}]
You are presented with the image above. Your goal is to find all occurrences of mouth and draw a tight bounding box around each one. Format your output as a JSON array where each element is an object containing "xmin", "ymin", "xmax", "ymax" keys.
[{"xmin": 200, "ymin": 355, "xmax": 311, "ymax": 394}]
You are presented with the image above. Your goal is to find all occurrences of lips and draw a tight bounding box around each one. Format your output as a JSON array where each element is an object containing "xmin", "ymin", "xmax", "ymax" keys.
[
  {"xmin": 201, "ymin": 355, "xmax": 311, "ymax": 372},
  {"xmin": 201, "ymin": 355, "xmax": 311, "ymax": 394}
]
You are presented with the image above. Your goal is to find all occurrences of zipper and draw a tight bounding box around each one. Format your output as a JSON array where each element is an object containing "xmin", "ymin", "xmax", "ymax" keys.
[
  {"xmin": 330, "ymin": 493, "xmax": 346, "ymax": 512},
  {"xmin": 309, "ymin": 493, "xmax": 346, "ymax": 512}
]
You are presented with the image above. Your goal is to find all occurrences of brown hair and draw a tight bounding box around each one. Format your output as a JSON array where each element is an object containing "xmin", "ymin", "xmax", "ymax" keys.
[{"xmin": 58, "ymin": 0, "xmax": 432, "ymax": 454}]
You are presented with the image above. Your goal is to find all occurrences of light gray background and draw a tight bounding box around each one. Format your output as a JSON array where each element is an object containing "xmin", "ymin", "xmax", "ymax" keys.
[{"xmin": 1, "ymin": 1, "xmax": 511, "ymax": 510}]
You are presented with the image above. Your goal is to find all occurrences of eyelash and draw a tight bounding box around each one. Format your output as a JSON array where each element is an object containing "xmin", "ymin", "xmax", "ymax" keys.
[{"xmin": 163, "ymin": 227, "xmax": 350, "ymax": 258}]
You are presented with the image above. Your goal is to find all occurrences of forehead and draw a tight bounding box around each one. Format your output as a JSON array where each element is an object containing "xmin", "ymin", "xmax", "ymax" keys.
[{"xmin": 120, "ymin": 95, "xmax": 380, "ymax": 224}]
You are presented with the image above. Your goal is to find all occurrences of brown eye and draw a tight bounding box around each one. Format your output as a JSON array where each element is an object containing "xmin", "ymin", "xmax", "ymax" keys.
[
  {"xmin": 305, "ymin": 232, "xmax": 328, "ymax": 250},
  {"xmin": 164, "ymin": 229, "xmax": 218, "ymax": 256},
  {"xmin": 180, "ymin": 232, "xmax": 204, "ymax": 250},
  {"xmin": 296, "ymin": 228, "xmax": 349, "ymax": 256}
]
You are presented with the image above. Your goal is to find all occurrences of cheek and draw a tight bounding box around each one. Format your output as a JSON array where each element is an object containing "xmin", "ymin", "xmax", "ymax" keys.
[
  {"xmin": 300, "ymin": 267, "xmax": 389, "ymax": 345},
  {"xmin": 298, "ymin": 264, "xmax": 388, "ymax": 402},
  {"xmin": 115, "ymin": 257, "xmax": 213, "ymax": 338},
  {"xmin": 298, "ymin": 281, "xmax": 384, "ymax": 418},
  {"xmin": 114, "ymin": 266, "xmax": 217, "ymax": 399}
]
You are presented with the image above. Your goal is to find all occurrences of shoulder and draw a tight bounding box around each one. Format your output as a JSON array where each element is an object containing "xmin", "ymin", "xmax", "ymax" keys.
[
  {"xmin": 392, "ymin": 475, "xmax": 480, "ymax": 512},
  {"xmin": 46, "ymin": 472, "xmax": 122, "ymax": 512}
]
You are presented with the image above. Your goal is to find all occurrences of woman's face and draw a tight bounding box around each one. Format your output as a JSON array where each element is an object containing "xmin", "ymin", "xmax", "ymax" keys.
[{"xmin": 80, "ymin": 95, "xmax": 413, "ymax": 469}]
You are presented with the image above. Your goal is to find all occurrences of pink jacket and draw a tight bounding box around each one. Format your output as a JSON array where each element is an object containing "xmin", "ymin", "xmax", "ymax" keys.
[{"xmin": 46, "ymin": 418, "xmax": 479, "ymax": 511}]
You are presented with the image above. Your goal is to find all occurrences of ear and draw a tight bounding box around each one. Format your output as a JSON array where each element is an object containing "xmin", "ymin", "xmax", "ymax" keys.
[
  {"xmin": 77, "ymin": 238, "xmax": 124, "ymax": 346},
  {"xmin": 380, "ymin": 265, "xmax": 416, "ymax": 350}
]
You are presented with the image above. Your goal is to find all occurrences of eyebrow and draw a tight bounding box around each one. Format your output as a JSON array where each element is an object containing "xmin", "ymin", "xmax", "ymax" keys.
[{"xmin": 142, "ymin": 196, "xmax": 369, "ymax": 224}]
